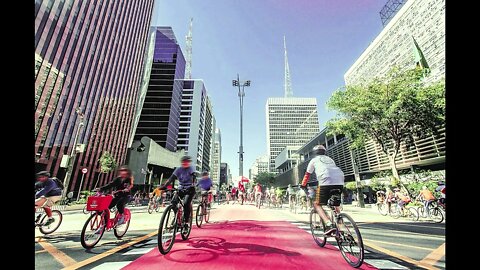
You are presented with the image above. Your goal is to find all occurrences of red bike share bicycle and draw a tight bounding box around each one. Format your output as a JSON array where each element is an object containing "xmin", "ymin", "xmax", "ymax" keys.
[{"xmin": 80, "ymin": 191, "xmax": 131, "ymax": 249}]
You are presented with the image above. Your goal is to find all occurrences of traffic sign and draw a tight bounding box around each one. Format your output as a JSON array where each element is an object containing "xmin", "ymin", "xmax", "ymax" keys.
[{"xmin": 81, "ymin": 168, "xmax": 88, "ymax": 174}]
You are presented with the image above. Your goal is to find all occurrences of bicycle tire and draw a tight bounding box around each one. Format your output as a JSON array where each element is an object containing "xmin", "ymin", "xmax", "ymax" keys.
[
  {"xmin": 181, "ymin": 205, "xmax": 193, "ymax": 240},
  {"xmin": 408, "ymin": 207, "xmax": 419, "ymax": 221},
  {"xmin": 309, "ymin": 208, "xmax": 327, "ymax": 247},
  {"xmin": 157, "ymin": 205, "xmax": 177, "ymax": 254},
  {"xmin": 39, "ymin": 210, "xmax": 63, "ymax": 235},
  {"xmin": 114, "ymin": 209, "xmax": 131, "ymax": 239},
  {"xmin": 430, "ymin": 207, "xmax": 444, "ymax": 223},
  {"xmin": 377, "ymin": 203, "xmax": 388, "ymax": 216},
  {"xmin": 80, "ymin": 211, "xmax": 105, "ymax": 249},
  {"xmin": 390, "ymin": 204, "xmax": 401, "ymax": 219},
  {"xmin": 196, "ymin": 204, "xmax": 204, "ymax": 228},
  {"xmin": 336, "ymin": 212, "xmax": 364, "ymax": 268}
]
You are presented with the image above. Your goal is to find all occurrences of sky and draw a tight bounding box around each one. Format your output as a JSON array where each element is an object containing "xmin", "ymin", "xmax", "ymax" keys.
[{"xmin": 153, "ymin": 0, "xmax": 387, "ymax": 177}]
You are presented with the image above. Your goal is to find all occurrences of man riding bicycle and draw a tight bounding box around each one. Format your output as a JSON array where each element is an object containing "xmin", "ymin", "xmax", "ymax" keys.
[
  {"xmin": 416, "ymin": 186, "xmax": 436, "ymax": 214},
  {"xmin": 300, "ymin": 145, "xmax": 344, "ymax": 236},
  {"xmin": 160, "ymin": 156, "xmax": 196, "ymax": 224},
  {"xmin": 151, "ymin": 185, "xmax": 163, "ymax": 207},
  {"xmin": 35, "ymin": 171, "xmax": 63, "ymax": 226},
  {"xmin": 286, "ymin": 184, "xmax": 296, "ymax": 207},
  {"xmin": 197, "ymin": 171, "xmax": 213, "ymax": 206},
  {"xmin": 97, "ymin": 166, "xmax": 133, "ymax": 225},
  {"xmin": 254, "ymin": 183, "xmax": 262, "ymax": 203}
]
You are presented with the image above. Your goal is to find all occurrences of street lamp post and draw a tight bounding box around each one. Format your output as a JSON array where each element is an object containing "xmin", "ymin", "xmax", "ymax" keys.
[
  {"xmin": 232, "ymin": 74, "xmax": 251, "ymax": 178},
  {"xmin": 62, "ymin": 108, "xmax": 85, "ymax": 198}
]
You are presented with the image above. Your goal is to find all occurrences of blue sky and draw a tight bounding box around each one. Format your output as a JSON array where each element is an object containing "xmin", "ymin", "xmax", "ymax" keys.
[{"xmin": 154, "ymin": 0, "xmax": 386, "ymax": 176}]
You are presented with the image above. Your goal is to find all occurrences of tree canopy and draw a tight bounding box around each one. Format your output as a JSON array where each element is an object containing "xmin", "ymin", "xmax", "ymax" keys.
[
  {"xmin": 99, "ymin": 151, "xmax": 117, "ymax": 173},
  {"xmin": 254, "ymin": 172, "xmax": 276, "ymax": 187}
]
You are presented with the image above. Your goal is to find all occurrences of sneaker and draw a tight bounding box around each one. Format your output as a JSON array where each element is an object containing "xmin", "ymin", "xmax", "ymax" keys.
[
  {"xmin": 43, "ymin": 218, "xmax": 55, "ymax": 227},
  {"xmin": 117, "ymin": 215, "xmax": 125, "ymax": 225},
  {"xmin": 323, "ymin": 222, "xmax": 337, "ymax": 237}
]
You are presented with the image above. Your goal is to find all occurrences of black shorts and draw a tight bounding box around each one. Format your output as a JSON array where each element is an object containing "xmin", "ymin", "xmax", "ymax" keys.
[{"xmin": 316, "ymin": 185, "xmax": 344, "ymax": 206}]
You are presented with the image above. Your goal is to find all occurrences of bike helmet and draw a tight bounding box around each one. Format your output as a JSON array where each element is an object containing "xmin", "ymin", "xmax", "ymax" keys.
[
  {"xmin": 312, "ymin": 144, "xmax": 327, "ymax": 155},
  {"xmin": 36, "ymin": 171, "xmax": 50, "ymax": 177},
  {"xmin": 181, "ymin": 155, "xmax": 192, "ymax": 162}
]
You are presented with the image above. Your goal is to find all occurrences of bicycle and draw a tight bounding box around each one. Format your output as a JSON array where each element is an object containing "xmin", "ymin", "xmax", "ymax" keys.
[
  {"xmin": 309, "ymin": 189, "xmax": 364, "ymax": 268},
  {"xmin": 196, "ymin": 190, "xmax": 211, "ymax": 228},
  {"xmin": 80, "ymin": 191, "xmax": 131, "ymax": 249},
  {"xmin": 389, "ymin": 200, "xmax": 419, "ymax": 221},
  {"xmin": 289, "ymin": 195, "xmax": 297, "ymax": 214},
  {"xmin": 417, "ymin": 199, "xmax": 444, "ymax": 223},
  {"xmin": 255, "ymin": 193, "xmax": 262, "ymax": 209},
  {"xmin": 35, "ymin": 205, "xmax": 63, "ymax": 235},
  {"xmin": 157, "ymin": 188, "xmax": 193, "ymax": 255},
  {"xmin": 147, "ymin": 195, "xmax": 161, "ymax": 214}
]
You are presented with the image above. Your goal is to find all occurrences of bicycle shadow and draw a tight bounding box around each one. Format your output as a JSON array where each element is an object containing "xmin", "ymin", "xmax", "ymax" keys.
[{"xmin": 163, "ymin": 236, "xmax": 301, "ymax": 263}]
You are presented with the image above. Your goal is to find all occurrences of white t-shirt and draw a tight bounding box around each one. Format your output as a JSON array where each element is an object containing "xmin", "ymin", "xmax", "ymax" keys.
[{"xmin": 306, "ymin": 155, "xmax": 345, "ymax": 186}]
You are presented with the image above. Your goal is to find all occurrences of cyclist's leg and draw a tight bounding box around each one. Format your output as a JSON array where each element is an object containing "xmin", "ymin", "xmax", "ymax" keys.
[
  {"xmin": 182, "ymin": 187, "xmax": 195, "ymax": 222},
  {"xmin": 116, "ymin": 196, "xmax": 129, "ymax": 215},
  {"xmin": 313, "ymin": 186, "xmax": 331, "ymax": 224}
]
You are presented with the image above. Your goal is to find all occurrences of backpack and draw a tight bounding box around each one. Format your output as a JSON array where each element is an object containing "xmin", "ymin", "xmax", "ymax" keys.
[{"xmin": 52, "ymin": 177, "xmax": 65, "ymax": 190}]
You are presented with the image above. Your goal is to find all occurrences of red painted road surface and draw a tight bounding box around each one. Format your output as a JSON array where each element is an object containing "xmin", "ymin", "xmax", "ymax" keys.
[{"xmin": 123, "ymin": 205, "xmax": 378, "ymax": 270}]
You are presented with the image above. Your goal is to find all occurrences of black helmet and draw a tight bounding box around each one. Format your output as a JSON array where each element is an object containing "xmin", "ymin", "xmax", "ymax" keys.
[
  {"xmin": 202, "ymin": 171, "xmax": 209, "ymax": 176},
  {"xmin": 181, "ymin": 155, "xmax": 192, "ymax": 162},
  {"xmin": 313, "ymin": 144, "xmax": 326, "ymax": 155},
  {"xmin": 36, "ymin": 171, "xmax": 50, "ymax": 178}
]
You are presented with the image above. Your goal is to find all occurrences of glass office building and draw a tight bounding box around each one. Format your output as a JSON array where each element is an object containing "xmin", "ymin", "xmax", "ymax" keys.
[
  {"xmin": 133, "ymin": 27, "xmax": 186, "ymax": 151},
  {"xmin": 34, "ymin": 0, "xmax": 155, "ymax": 192}
]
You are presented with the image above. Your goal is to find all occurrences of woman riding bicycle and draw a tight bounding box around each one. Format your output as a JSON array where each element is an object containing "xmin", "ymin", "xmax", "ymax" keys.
[
  {"xmin": 96, "ymin": 166, "xmax": 133, "ymax": 225},
  {"xmin": 160, "ymin": 156, "xmax": 196, "ymax": 224},
  {"xmin": 197, "ymin": 171, "xmax": 213, "ymax": 205}
]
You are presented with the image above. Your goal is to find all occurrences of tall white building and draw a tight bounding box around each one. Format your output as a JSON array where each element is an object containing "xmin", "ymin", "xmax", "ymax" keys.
[
  {"xmin": 343, "ymin": 0, "xmax": 445, "ymax": 171},
  {"xmin": 344, "ymin": 0, "xmax": 445, "ymax": 85},
  {"xmin": 249, "ymin": 154, "xmax": 269, "ymax": 180},
  {"xmin": 177, "ymin": 79, "xmax": 215, "ymax": 173},
  {"xmin": 211, "ymin": 128, "xmax": 222, "ymax": 185},
  {"xmin": 266, "ymin": 98, "xmax": 320, "ymax": 173}
]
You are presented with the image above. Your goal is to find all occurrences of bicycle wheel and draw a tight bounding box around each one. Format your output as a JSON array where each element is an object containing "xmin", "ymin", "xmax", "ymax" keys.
[
  {"xmin": 309, "ymin": 208, "xmax": 327, "ymax": 247},
  {"xmin": 148, "ymin": 202, "xmax": 154, "ymax": 214},
  {"xmin": 157, "ymin": 205, "xmax": 177, "ymax": 254},
  {"xmin": 114, "ymin": 209, "xmax": 131, "ymax": 239},
  {"xmin": 81, "ymin": 211, "xmax": 106, "ymax": 249},
  {"xmin": 336, "ymin": 213, "xmax": 364, "ymax": 268},
  {"xmin": 39, "ymin": 210, "xmax": 63, "ymax": 235},
  {"xmin": 407, "ymin": 207, "xmax": 419, "ymax": 221},
  {"xmin": 181, "ymin": 205, "xmax": 193, "ymax": 240},
  {"xmin": 418, "ymin": 205, "xmax": 426, "ymax": 218},
  {"xmin": 377, "ymin": 203, "xmax": 388, "ymax": 216},
  {"xmin": 430, "ymin": 207, "xmax": 444, "ymax": 223},
  {"xmin": 204, "ymin": 205, "xmax": 210, "ymax": 223},
  {"xmin": 196, "ymin": 204, "xmax": 204, "ymax": 228},
  {"xmin": 390, "ymin": 204, "xmax": 401, "ymax": 219}
]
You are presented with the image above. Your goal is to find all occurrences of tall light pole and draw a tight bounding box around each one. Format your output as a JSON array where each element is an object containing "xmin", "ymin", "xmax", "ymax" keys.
[
  {"xmin": 62, "ymin": 107, "xmax": 85, "ymax": 198},
  {"xmin": 232, "ymin": 74, "xmax": 251, "ymax": 178}
]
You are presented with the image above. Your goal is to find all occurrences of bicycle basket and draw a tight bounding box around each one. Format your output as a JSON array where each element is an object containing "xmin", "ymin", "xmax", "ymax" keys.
[
  {"xmin": 86, "ymin": 195, "xmax": 113, "ymax": 211},
  {"xmin": 328, "ymin": 195, "xmax": 342, "ymax": 207}
]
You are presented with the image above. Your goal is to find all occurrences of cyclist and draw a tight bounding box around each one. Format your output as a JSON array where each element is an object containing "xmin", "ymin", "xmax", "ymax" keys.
[
  {"xmin": 297, "ymin": 186, "xmax": 308, "ymax": 211},
  {"xmin": 35, "ymin": 171, "xmax": 63, "ymax": 226},
  {"xmin": 151, "ymin": 185, "xmax": 163, "ymax": 207},
  {"xmin": 299, "ymin": 145, "xmax": 344, "ymax": 236},
  {"xmin": 97, "ymin": 166, "xmax": 134, "ymax": 225},
  {"xmin": 435, "ymin": 181, "xmax": 446, "ymax": 206},
  {"xmin": 238, "ymin": 181, "xmax": 246, "ymax": 205},
  {"xmin": 286, "ymin": 184, "xmax": 296, "ymax": 208},
  {"xmin": 231, "ymin": 186, "xmax": 237, "ymax": 204},
  {"xmin": 160, "ymin": 156, "xmax": 196, "ymax": 225},
  {"xmin": 275, "ymin": 187, "xmax": 283, "ymax": 205},
  {"xmin": 254, "ymin": 183, "xmax": 262, "ymax": 203},
  {"xmin": 416, "ymin": 186, "xmax": 436, "ymax": 214},
  {"xmin": 197, "ymin": 171, "xmax": 213, "ymax": 206},
  {"xmin": 394, "ymin": 188, "xmax": 411, "ymax": 213}
]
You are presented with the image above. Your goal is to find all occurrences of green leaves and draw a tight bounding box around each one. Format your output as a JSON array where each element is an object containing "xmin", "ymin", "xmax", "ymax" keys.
[
  {"xmin": 253, "ymin": 172, "xmax": 277, "ymax": 187},
  {"xmin": 327, "ymin": 67, "xmax": 445, "ymax": 157},
  {"xmin": 99, "ymin": 151, "xmax": 117, "ymax": 173}
]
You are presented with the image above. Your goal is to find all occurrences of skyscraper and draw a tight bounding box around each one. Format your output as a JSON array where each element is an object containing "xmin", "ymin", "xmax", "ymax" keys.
[
  {"xmin": 134, "ymin": 27, "xmax": 186, "ymax": 151},
  {"xmin": 34, "ymin": 0, "xmax": 155, "ymax": 192},
  {"xmin": 265, "ymin": 37, "xmax": 320, "ymax": 173},
  {"xmin": 177, "ymin": 79, "xmax": 215, "ymax": 173},
  {"xmin": 211, "ymin": 128, "xmax": 222, "ymax": 185}
]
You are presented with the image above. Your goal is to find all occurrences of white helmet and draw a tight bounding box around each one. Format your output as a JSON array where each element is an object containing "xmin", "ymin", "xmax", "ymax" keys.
[{"xmin": 313, "ymin": 145, "xmax": 327, "ymax": 155}]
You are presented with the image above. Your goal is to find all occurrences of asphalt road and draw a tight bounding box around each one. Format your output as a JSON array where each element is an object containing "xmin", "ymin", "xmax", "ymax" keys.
[{"xmin": 35, "ymin": 202, "xmax": 445, "ymax": 270}]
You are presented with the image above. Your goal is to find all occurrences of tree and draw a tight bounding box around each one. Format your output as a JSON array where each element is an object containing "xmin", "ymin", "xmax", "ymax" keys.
[
  {"xmin": 254, "ymin": 172, "xmax": 276, "ymax": 187},
  {"xmin": 94, "ymin": 151, "xmax": 117, "ymax": 189},
  {"xmin": 345, "ymin": 182, "xmax": 358, "ymax": 191},
  {"xmin": 326, "ymin": 67, "xmax": 445, "ymax": 181}
]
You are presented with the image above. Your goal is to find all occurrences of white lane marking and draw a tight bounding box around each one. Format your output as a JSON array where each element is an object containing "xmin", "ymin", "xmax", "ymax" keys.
[
  {"xmin": 364, "ymin": 259, "xmax": 409, "ymax": 269},
  {"xmin": 122, "ymin": 248, "xmax": 153, "ymax": 255},
  {"xmin": 90, "ymin": 261, "xmax": 133, "ymax": 270}
]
